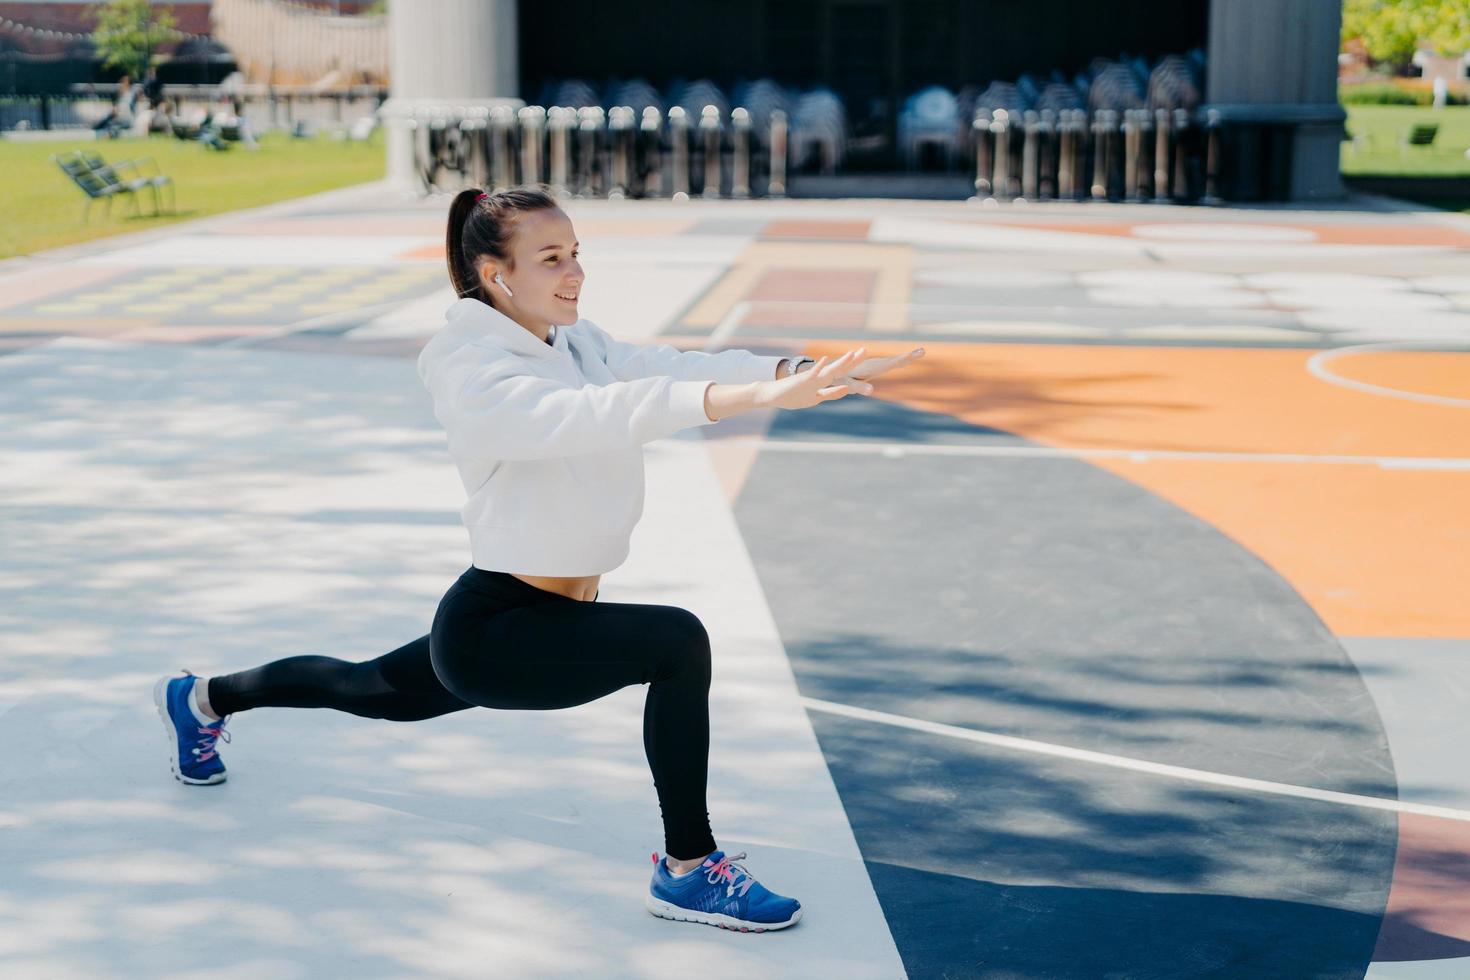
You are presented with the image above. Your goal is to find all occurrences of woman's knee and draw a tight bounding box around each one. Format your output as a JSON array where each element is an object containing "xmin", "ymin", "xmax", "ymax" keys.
[{"xmin": 653, "ymin": 607, "xmax": 711, "ymax": 684}]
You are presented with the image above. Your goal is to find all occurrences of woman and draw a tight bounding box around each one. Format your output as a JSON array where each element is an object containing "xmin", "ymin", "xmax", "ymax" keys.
[{"xmin": 153, "ymin": 184, "xmax": 925, "ymax": 932}]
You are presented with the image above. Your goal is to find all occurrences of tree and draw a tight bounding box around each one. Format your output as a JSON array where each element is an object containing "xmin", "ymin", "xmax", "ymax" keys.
[
  {"xmin": 88, "ymin": 0, "xmax": 178, "ymax": 81},
  {"xmin": 1342, "ymin": 0, "xmax": 1470, "ymax": 69}
]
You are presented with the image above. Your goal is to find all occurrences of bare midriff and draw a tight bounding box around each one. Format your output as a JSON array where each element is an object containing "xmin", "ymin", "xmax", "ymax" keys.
[{"xmin": 510, "ymin": 573, "xmax": 601, "ymax": 602}]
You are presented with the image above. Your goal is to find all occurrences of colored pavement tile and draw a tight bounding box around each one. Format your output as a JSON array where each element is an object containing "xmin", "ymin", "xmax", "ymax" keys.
[{"xmin": 8, "ymin": 266, "xmax": 443, "ymax": 327}]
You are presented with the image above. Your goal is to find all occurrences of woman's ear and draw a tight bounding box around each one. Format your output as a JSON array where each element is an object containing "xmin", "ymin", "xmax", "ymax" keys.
[
  {"xmin": 485, "ymin": 265, "xmax": 514, "ymax": 298},
  {"xmin": 476, "ymin": 261, "xmax": 495, "ymax": 290}
]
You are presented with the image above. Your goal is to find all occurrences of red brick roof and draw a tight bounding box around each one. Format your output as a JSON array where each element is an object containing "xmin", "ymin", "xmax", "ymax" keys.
[
  {"xmin": 0, "ymin": 3, "xmax": 211, "ymax": 55},
  {"xmin": 0, "ymin": 2, "xmax": 377, "ymax": 56}
]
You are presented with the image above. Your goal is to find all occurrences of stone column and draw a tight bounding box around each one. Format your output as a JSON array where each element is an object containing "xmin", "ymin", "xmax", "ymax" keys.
[
  {"xmin": 1206, "ymin": 0, "xmax": 1346, "ymax": 201},
  {"xmin": 381, "ymin": 0, "xmax": 524, "ymax": 193}
]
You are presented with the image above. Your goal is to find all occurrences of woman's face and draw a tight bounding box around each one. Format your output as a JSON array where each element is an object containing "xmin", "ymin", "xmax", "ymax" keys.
[{"xmin": 481, "ymin": 207, "xmax": 584, "ymax": 329}]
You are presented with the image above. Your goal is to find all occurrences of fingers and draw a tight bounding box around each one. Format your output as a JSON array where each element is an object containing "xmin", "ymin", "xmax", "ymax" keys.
[
  {"xmin": 884, "ymin": 347, "xmax": 924, "ymax": 370},
  {"xmin": 802, "ymin": 346, "xmax": 921, "ymax": 399},
  {"xmin": 800, "ymin": 350, "xmax": 868, "ymax": 400},
  {"xmin": 818, "ymin": 348, "xmax": 864, "ymax": 378},
  {"xmin": 813, "ymin": 346, "xmax": 921, "ymax": 380}
]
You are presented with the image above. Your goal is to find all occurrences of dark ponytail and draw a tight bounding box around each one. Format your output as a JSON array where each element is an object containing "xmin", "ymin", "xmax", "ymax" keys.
[{"xmin": 446, "ymin": 183, "xmax": 561, "ymax": 307}]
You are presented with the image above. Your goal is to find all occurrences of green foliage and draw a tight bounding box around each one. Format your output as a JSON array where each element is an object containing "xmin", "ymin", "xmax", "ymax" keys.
[
  {"xmin": 1342, "ymin": 0, "xmax": 1470, "ymax": 67},
  {"xmin": 87, "ymin": 0, "xmax": 178, "ymax": 81},
  {"xmin": 1340, "ymin": 81, "xmax": 1469, "ymax": 105},
  {"xmin": 1340, "ymin": 83, "xmax": 1423, "ymax": 105}
]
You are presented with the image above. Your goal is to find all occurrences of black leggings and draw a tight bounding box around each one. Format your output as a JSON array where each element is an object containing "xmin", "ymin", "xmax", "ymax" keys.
[{"xmin": 208, "ymin": 566, "xmax": 716, "ymax": 859}]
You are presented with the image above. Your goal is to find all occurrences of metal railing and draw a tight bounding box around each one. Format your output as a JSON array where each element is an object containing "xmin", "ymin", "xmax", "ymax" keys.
[
  {"xmin": 402, "ymin": 102, "xmax": 796, "ymax": 201},
  {"xmin": 969, "ymin": 104, "xmax": 1217, "ymax": 205},
  {"xmin": 402, "ymin": 98, "xmax": 1225, "ymax": 204}
]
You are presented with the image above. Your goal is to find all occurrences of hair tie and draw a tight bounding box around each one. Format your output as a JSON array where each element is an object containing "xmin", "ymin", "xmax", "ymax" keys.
[{"xmin": 474, "ymin": 191, "xmax": 488, "ymax": 203}]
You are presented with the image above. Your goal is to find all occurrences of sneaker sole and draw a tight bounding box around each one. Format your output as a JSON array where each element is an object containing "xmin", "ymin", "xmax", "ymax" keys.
[
  {"xmin": 152, "ymin": 674, "xmax": 225, "ymax": 786},
  {"xmin": 644, "ymin": 894, "xmax": 801, "ymax": 933}
]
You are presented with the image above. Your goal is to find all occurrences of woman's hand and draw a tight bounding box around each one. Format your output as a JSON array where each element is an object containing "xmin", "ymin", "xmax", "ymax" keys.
[
  {"xmin": 846, "ymin": 346, "xmax": 925, "ymax": 382},
  {"xmin": 717, "ymin": 345, "xmax": 927, "ymax": 419},
  {"xmin": 757, "ymin": 348, "xmax": 873, "ymax": 410}
]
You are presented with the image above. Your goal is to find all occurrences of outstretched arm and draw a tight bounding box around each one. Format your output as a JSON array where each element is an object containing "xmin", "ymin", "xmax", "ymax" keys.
[
  {"xmin": 440, "ymin": 362, "xmax": 717, "ymax": 460},
  {"xmin": 582, "ymin": 320, "xmax": 786, "ymax": 385}
]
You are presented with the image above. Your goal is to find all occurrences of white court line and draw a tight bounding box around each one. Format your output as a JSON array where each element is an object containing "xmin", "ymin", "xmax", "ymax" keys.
[
  {"xmin": 754, "ymin": 438, "xmax": 1470, "ymax": 470},
  {"xmin": 707, "ymin": 300, "xmax": 750, "ymax": 349},
  {"xmin": 802, "ymin": 697, "xmax": 1470, "ymax": 824},
  {"xmin": 1306, "ymin": 341, "xmax": 1470, "ymax": 409}
]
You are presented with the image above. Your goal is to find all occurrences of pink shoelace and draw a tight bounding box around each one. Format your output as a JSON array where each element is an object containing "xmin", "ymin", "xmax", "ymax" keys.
[
  {"xmin": 193, "ymin": 720, "xmax": 231, "ymax": 762},
  {"xmin": 651, "ymin": 851, "xmax": 757, "ymax": 897},
  {"xmin": 704, "ymin": 852, "xmax": 756, "ymax": 897},
  {"xmin": 179, "ymin": 668, "xmax": 230, "ymax": 762}
]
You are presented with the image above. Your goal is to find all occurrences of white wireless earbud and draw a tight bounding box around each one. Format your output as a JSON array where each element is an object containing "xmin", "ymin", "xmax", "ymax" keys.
[{"xmin": 494, "ymin": 272, "xmax": 514, "ymax": 298}]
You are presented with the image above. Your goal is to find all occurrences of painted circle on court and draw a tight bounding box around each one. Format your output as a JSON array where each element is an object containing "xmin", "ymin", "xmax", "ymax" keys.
[{"xmin": 1307, "ymin": 341, "xmax": 1470, "ymax": 408}]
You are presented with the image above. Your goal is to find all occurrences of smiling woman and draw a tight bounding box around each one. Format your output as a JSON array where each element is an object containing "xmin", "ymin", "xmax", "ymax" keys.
[
  {"xmin": 441, "ymin": 185, "xmax": 573, "ymax": 334},
  {"xmin": 153, "ymin": 181, "xmax": 922, "ymax": 936},
  {"xmin": 445, "ymin": 186, "xmax": 585, "ymax": 351}
]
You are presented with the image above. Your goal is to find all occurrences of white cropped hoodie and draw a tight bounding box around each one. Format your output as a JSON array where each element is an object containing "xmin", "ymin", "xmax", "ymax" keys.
[{"xmin": 416, "ymin": 297, "xmax": 786, "ymax": 575}]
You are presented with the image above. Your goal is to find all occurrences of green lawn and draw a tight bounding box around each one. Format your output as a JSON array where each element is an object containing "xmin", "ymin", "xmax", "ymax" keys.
[
  {"xmin": 1, "ymin": 127, "xmax": 386, "ymax": 260},
  {"xmin": 1341, "ymin": 104, "xmax": 1470, "ymax": 177}
]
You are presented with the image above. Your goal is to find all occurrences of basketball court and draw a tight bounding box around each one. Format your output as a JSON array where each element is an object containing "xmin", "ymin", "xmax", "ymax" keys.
[{"xmin": 1, "ymin": 182, "xmax": 1466, "ymax": 977}]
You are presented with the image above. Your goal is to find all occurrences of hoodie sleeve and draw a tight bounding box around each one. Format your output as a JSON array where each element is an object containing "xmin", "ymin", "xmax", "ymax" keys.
[
  {"xmin": 580, "ymin": 319, "xmax": 786, "ymax": 385},
  {"xmin": 438, "ymin": 361, "xmax": 718, "ymax": 461}
]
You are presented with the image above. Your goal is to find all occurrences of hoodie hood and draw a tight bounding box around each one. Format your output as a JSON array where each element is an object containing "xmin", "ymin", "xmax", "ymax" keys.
[{"xmin": 418, "ymin": 297, "xmax": 572, "ymax": 386}]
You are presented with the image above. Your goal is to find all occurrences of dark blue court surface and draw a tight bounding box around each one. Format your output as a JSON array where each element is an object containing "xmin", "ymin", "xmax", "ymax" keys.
[{"xmin": 737, "ymin": 396, "xmax": 1401, "ymax": 978}]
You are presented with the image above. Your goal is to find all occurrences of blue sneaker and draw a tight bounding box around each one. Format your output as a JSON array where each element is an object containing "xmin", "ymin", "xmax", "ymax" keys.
[
  {"xmin": 646, "ymin": 850, "xmax": 802, "ymax": 932},
  {"xmin": 152, "ymin": 669, "xmax": 231, "ymax": 785}
]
